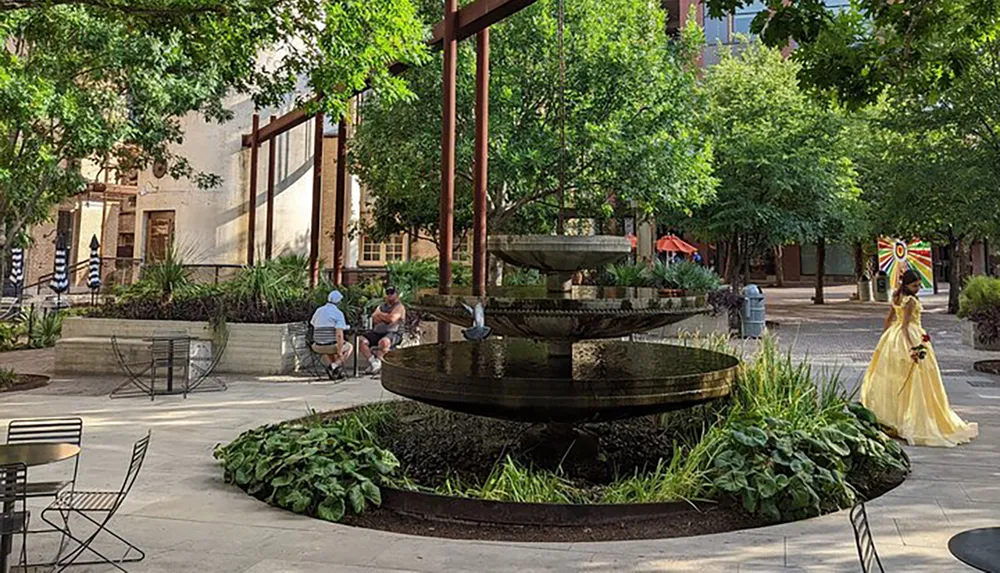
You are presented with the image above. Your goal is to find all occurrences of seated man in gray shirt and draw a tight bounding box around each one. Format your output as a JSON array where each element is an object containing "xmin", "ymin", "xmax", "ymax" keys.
[
  {"xmin": 360, "ymin": 286, "xmax": 406, "ymax": 374},
  {"xmin": 310, "ymin": 290, "xmax": 353, "ymax": 380}
]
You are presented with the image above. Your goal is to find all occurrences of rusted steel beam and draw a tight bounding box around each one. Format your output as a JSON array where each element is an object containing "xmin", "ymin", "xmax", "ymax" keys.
[
  {"xmin": 309, "ymin": 112, "xmax": 325, "ymax": 287},
  {"xmin": 247, "ymin": 113, "xmax": 259, "ymax": 266},
  {"xmin": 333, "ymin": 118, "xmax": 349, "ymax": 285},
  {"xmin": 241, "ymin": 0, "xmax": 540, "ymax": 147},
  {"xmin": 438, "ymin": 0, "xmax": 458, "ymax": 343},
  {"xmin": 264, "ymin": 116, "xmax": 277, "ymax": 260},
  {"xmin": 472, "ymin": 29, "xmax": 490, "ymax": 297}
]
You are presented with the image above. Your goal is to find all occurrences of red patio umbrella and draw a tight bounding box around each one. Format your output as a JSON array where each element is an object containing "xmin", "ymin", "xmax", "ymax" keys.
[{"xmin": 655, "ymin": 234, "xmax": 697, "ymax": 254}]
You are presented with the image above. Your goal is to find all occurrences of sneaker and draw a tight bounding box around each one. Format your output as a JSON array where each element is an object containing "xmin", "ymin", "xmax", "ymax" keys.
[
  {"xmin": 368, "ymin": 357, "xmax": 382, "ymax": 375},
  {"xmin": 326, "ymin": 364, "xmax": 345, "ymax": 381}
]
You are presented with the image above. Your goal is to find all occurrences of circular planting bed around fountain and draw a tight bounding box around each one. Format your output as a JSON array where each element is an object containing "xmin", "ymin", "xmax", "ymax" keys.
[
  {"xmin": 214, "ymin": 234, "xmax": 907, "ymax": 542},
  {"xmin": 0, "ymin": 373, "xmax": 49, "ymax": 393}
]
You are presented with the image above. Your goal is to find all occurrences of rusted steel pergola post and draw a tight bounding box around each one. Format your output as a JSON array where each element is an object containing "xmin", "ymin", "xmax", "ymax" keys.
[
  {"xmin": 438, "ymin": 0, "xmax": 458, "ymax": 342},
  {"xmin": 333, "ymin": 118, "xmax": 349, "ymax": 285},
  {"xmin": 472, "ymin": 29, "xmax": 490, "ymax": 297},
  {"xmin": 265, "ymin": 116, "xmax": 277, "ymax": 260},
  {"xmin": 309, "ymin": 112, "xmax": 325, "ymax": 287},
  {"xmin": 247, "ymin": 113, "xmax": 259, "ymax": 266}
]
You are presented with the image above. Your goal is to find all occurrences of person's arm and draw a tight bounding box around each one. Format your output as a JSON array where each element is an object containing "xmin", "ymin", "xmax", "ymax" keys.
[
  {"xmin": 371, "ymin": 307, "xmax": 386, "ymax": 325},
  {"xmin": 387, "ymin": 304, "xmax": 406, "ymax": 327},
  {"xmin": 900, "ymin": 298, "xmax": 918, "ymax": 361},
  {"xmin": 883, "ymin": 305, "xmax": 895, "ymax": 332}
]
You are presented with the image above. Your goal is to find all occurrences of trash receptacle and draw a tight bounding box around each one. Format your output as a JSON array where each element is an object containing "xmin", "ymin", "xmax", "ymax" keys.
[
  {"xmin": 858, "ymin": 274, "xmax": 872, "ymax": 302},
  {"xmin": 874, "ymin": 270, "xmax": 889, "ymax": 302},
  {"xmin": 741, "ymin": 284, "xmax": 766, "ymax": 338}
]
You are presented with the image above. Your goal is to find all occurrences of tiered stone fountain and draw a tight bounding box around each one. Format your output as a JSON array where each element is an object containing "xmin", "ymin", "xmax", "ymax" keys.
[{"xmin": 381, "ymin": 235, "xmax": 738, "ymax": 425}]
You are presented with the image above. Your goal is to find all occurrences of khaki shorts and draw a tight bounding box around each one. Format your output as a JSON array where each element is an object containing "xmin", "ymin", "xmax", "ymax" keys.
[{"xmin": 312, "ymin": 342, "xmax": 352, "ymax": 355}]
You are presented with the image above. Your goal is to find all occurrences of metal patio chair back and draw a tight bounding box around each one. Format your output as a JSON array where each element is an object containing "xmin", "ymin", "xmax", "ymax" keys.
[
  {"xmin": 289, "ymin": 322, "xmax": 326, "ymax": 379},
  {"xmin": 110, "ymin": 335, "xmax": 155, "ymax": 399},
  {"xmin": 0, "ymin": 462, "xmax": 29, "ymax": 569},
  {"xmin": 6, "ymin": 418, "xmax": 83, "ymax": 499},
  {"xmin": 42, "ymin": 432, "xmax": 151, "ymax": 572},
  {"xmin": 187, "ymin": 328, "xmax": 229, "ymax": 394},
  {"xmin": 850, "ymin": 502, "xmax": 885, "ymax": 573}
]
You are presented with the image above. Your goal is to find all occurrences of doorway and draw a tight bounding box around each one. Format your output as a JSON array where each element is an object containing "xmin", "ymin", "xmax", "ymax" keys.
[{"xmin": 145, "ymin": 210, "xmax": 175, "ymax": 263}]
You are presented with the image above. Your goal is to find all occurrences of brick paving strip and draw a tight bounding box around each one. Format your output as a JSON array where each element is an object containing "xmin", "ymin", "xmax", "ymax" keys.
[{"xmin": 0, "ymin": 285, "xmax": 991, "ymax": 571}]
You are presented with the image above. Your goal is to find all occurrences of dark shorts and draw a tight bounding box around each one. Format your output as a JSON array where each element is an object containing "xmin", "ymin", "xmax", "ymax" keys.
[{"xmin": 363, "ymin": 331, "xmax": 402, "ymax": 348}]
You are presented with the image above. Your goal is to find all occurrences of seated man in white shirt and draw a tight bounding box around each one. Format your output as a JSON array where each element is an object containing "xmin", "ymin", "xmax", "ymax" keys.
[{"xmin": 310, "ymin": 290, "xmax": 353, "ymax": 380}]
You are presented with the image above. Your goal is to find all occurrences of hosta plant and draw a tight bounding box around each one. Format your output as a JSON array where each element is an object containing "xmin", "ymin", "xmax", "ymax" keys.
[{"xmin": 214, "ymin": 410, "xmax": 399, "ymax": 522}]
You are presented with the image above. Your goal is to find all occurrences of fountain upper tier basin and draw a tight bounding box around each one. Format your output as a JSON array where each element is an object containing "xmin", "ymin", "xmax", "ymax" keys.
[
  {"xmin": 381, "ymin": 339, "xmax": 738, "ymax": 423},
  {"xmin": 488, "ymin": 235, "xmax": 631, "ymax": 273},
  {"xmin": 415, "ymin": 286, "xmax": 710, "ymax": 341}
]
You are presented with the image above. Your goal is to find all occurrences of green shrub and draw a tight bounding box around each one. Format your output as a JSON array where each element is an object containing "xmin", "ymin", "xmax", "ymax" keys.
[
  {"xmin": 0, "ymin": 321, "xmax": 22, "ymax": 351},
  {"xmin": 959, "ymin": 275, "xmax": 1000, "ymax": 319},
  {"xmin": 645, "ymin": 261, "xmax": 721, "ymax": 293},
  {"xmin": 0, "ymin": 367, "xmax": 16, "ymax": 390},
  {"xmin": 503, "ymin": 267, "xmax": 543, "ymax": 286},
  {"xmin": 603, "ymin": 262, "xmax": 650, "ymax": 287},
  {"xmin": 214, "ymin": 407, "xmax": 399, "ymax": 523},
  {"xmin": 27, "ymin": 310, "xmax": 63, "ymax": 349},
  {"xmin": 120, "ymin": 245, "xmax": 192, "ymax": 303},
  {"xmin": 705, "ymin": 339, "xmax": 908, "ymax": 522}
]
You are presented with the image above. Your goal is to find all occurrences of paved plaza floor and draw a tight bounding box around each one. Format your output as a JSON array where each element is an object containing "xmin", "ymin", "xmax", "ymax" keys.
[{"xmin": 1, "ymin": 285, "xmax": 997, "ymax": 572}]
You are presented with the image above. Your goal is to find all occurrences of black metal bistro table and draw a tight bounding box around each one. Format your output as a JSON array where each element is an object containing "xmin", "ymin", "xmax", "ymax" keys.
[
  {"xmin": 949, "ymin": 527, "xmax": 1000, "ymax": 572},
  {"xmin": 0, "ymin": 443, "xmax": 80, "ymax": 573},
  {"xmin": 144, "ymin": 334, "xmax": 193, "ymax": 394}
]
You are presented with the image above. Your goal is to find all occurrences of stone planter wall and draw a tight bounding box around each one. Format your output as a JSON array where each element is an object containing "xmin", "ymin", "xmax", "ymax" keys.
[
  {"xmin": 56, "ymin": 317, "xmax": 300, "ymax": 375},
  {"xmin": 643, "ymin": 313, "xmax": 730, "ymax": 339},
  {"xmin": 962, "ymin": 319, "xmax": 1000, "ymax": 351}
]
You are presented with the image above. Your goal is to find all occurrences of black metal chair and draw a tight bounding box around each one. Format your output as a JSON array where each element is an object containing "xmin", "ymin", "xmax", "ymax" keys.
[
  {"xmin": 187, "ymin": 328, "xmax": 229, "ymax": 394},
  {"xmin": 109, "ymin": 335, "xmax": 155, "ymax": 400},
  {"xmin": 41, "ymin": 432, "xmax": 150, "ymax": 572},
  {"xmin": 0, "ymin": 463, "xmax": 29, "ymax": 570},
  {"xmin": 6, "ymin": 418, "xmax": 83, "ymax": 501},
  {"xmin": 289, "ymin": 322, "xmax": 326, "ymax": 379},
  {"xmin": 850, "ymin": 501, "xmax": 885, "ymax": 573}
]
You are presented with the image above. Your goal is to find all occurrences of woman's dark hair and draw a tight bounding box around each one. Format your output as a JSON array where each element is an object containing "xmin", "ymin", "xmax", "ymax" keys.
[{"xmin": 893, "ymin": 269, "xmax": 923, "ymax": 301}]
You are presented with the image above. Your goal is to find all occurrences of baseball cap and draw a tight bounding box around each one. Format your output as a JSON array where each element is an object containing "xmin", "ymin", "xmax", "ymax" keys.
[
  {"xmin": 385, "ymin": 286, "xmax": 398, "ymax": 296},
  {"xmin": 327, "ymin": 290, "xmax": 343, "ymax": 304}
]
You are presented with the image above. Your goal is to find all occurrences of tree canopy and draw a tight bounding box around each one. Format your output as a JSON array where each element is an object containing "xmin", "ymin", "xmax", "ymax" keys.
[
  {"xmin": 0, "ymin": 0, "xmax": 428, "ymax": 262},
  {"xmin": 687, "ymin": 42, "xmax": 861, "ymax": 284},
  {"xmin": 704, "ymin": 0, "xmax": 1000, "ymax": 107},
  {"xmin": 349, "ymin": 0, "xmax": 715, "ymax": 244}
]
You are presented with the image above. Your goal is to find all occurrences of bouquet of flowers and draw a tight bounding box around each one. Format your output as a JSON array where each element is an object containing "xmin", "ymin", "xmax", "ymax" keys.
[{"xmin": 911, "ymin": 333, "xmax": 931, "ymax": 361}]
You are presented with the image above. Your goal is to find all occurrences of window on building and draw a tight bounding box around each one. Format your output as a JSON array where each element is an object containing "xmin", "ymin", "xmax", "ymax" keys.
[
  {"xmin": 360, "ymin": 233, "xmax": 405, "ymax": 266},
  {"xmin": 704, "ymin": 16, "xmax": 729, "ymax": 44},
  {"xmin": 452, "ymin": 235, "xmax": 471, "ymax": 262},
  {"xmin": 733, "ymin": 0, "xmax": 766, "ymax": 36}
]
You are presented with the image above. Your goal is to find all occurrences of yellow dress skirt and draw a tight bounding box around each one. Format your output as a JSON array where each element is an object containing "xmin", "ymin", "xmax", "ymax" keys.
[{"xmin": 861, "ymin": 296, "xmax": 978, "ymax": 447}]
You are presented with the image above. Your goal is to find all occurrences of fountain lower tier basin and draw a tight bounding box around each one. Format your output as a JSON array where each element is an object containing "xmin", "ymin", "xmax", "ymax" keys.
[
  {"xmin": 381, "ymin": 339, "xmax": 738, "ymax": 423},
  {"xmin": 488, "ymin": 235, "xmax": 631, "ymax": 273},
  {"xmin": 416, "ymin": 287, "xmax": 709, "ymax": 340}
]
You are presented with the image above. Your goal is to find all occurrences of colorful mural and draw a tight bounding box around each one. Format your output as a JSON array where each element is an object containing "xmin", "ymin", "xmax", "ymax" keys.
[{"xmin": 878, "ymin": 238, "xmax": 933, "ymax": 296}]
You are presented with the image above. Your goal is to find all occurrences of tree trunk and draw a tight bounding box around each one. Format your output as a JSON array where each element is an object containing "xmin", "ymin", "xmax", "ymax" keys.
[
  {"xmin": 740, "ymin": 237, "xmax": 750, "ymax": 289},
  {"xmin": 724, "ymin": 236, "xmax": 736, "ymax": 286},
  {"xmin": 948, "ymin": 233, "xmax": 964, "ymax": 315},
  {"xmin": 814, "ymin": 237, "xmax": 826, "ymax": 305},
  {"xmin": 774, "ymin": 245, "xmax": 785, "ymax": 287},
  {"xmin": 487, "ymin": 253, "xmax": 503, "ymax": 286}
]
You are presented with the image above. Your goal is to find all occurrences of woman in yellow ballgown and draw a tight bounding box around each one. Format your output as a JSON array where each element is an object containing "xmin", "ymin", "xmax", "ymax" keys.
[{"xmin": 861, "ymin": 269, "xmax": 978, "ymax": 447}]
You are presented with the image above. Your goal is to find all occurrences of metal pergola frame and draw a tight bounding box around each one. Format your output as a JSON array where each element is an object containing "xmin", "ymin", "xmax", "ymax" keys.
[{"xmin": 240, "ymin": 0, "xmax": 541, "ymax": 299}]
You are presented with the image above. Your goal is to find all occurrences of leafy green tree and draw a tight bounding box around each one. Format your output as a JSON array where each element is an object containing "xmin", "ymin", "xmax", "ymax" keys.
[
  {"xmin": 0, "ymin": 0, "xmax": 427, "ymax": 271},
  {"xmin": 687, "ymin": 42, "xmax": 860, "ymax": 290},
  {"xmin": 703, "ymin": 0, "xmax": 1000, "ymax": 107},
  {"xmin": 349, "ymin": 0, "xmax": 715, "ymax": 244},
  {"xmin": 856, "ymin": 101, "xmax": 999, "ymax": 313}
]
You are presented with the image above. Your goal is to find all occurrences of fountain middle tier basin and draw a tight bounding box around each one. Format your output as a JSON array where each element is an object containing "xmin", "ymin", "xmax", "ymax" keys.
[
  {"xmin": 488, "ymin": 235, "xmax": 631, "ymax": 273},
  {"xmin": 381, "ymin": 339, "xmax": 738, "ymax": 423},
  {"xmin": 414, "ymin": 286, "xmax": 710, "ymax": 341}
]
